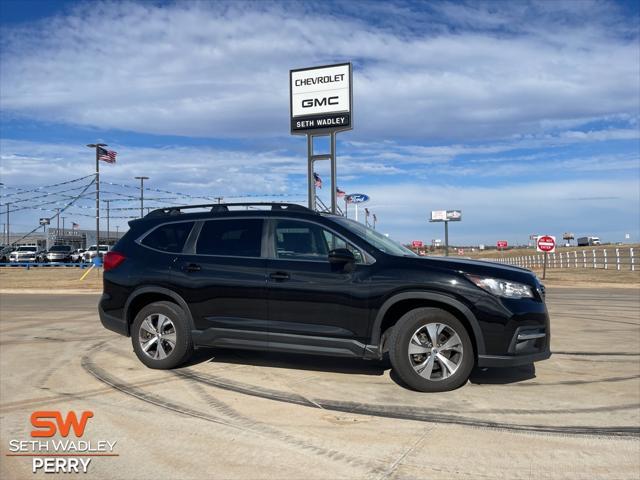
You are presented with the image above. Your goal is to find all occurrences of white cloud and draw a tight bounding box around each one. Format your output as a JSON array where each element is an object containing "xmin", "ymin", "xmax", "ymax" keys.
[{"xmin": 1, "ymin": 1, "xmax": 638, "ymax": 141}]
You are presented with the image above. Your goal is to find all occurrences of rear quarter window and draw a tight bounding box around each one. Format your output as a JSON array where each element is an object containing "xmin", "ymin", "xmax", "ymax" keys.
[{"xmin": 141, "ymin": 221, "xmax": 195, "ymax": 253}]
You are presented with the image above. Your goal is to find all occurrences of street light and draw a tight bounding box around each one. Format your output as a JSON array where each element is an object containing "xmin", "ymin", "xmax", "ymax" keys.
[{"xmin": 134, "ymin": 176, "xmax": 149, "ymax": 218}]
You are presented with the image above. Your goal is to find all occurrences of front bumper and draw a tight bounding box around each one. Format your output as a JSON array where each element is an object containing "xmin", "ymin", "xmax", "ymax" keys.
[{"xmin": 478, "ymin": 349, "xmax": 551, "ymax": 367}]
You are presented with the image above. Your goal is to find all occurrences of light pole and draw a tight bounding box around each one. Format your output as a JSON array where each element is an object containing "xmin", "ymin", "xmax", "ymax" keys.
[
  {"xmin": 104, "ymin": 199, "xmax": 111, "ymax": 245},
  {"xmin": 87, "ymin": 143, "xmax": 107, "ymax": 249},
  {"xmin": 5, "ymin": 203, "xmax": 9, "ymax": 245},
  {"xmin": 61, "ymin": 217, "xmax": 66, "ymax": 235},
  {"xmin": 134, "ymin": 176, "xmax": 149, "ymax": 218}
]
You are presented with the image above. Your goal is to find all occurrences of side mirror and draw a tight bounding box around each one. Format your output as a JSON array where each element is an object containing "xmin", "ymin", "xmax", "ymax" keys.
[{"xmin": 328, "ymin": 248, "xmax": 355, "ymax": 265}]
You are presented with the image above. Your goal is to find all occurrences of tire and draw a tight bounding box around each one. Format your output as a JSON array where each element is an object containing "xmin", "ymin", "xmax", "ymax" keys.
[
  {"xmin": 389, "ymin": 307, "xmax": 474, "ymax": 392},
  {"xmin": 131, "ymin": 301, "xmax": 193, "ymax": 369}
]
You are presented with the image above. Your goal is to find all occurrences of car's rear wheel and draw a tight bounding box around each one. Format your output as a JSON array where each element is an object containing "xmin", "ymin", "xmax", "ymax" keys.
[
  {"xmin": 389, "ymin": 307, "xmax": 474, "ymax": 392},
  {"xmin": 131, "ymin": 301, "xmax": 193, "ymax": 369}
]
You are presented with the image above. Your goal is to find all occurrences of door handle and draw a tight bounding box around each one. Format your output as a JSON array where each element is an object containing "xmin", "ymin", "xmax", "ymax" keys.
[
  {"xmin": 269, "ymin": 271, "xmax": 290, "ymax": 281},
  {"xmin": 182, "ymin": 263, "xmax": 201, "ymax": 273}
]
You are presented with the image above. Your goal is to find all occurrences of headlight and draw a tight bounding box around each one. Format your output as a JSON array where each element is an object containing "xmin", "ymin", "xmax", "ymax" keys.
[{"xmin": 466, "ymin": 274, "xmax": 534, "ymax": 299}]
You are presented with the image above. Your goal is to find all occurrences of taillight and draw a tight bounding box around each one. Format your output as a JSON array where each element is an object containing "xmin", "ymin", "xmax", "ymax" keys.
[{"xmin": 103, "ymin": 251, "xmax": 126, "ymax": 271}]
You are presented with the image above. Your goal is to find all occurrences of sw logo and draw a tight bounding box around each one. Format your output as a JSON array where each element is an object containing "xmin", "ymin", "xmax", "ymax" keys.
[{"xmin": 31, "ymin": 410, "xmax": 94, "ymax": 438}]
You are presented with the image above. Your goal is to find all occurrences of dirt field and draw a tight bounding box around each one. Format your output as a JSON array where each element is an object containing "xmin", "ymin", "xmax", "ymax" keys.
[{"xmin": 0, "ymin": 267, "xmax": 103, "ymax": 291}]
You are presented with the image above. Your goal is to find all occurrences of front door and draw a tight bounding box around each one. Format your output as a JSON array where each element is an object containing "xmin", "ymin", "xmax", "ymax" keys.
[{"xmin": 266, "ymin": 218, "xmax": 372, "ymax": 353}]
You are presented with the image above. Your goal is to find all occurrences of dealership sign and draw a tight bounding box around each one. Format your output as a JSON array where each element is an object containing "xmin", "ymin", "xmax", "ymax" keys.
[
  {"xmin": 290, "ymin": 63, "xmax": 352, "ymax": 134},
  {"xmin": 412, "ymin": 240, "xmax": 423, "ymax": 248},
  {"xmin": 430, "ymin": 210, "xmax": 462, "ymax": 222},
  {"xmin": 497, "ymin": 240, "xmax": 508, "ymax": 249},
  {"xmin": 345, "ymin": 193, "xmax": 369, "ymax": 204}
]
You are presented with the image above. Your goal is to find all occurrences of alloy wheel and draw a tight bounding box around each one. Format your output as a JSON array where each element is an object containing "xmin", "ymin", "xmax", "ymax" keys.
[
  {"xmin": 138, "ymin": 313, "xmax": 177, "ymax": 360},
  {"xmin": 407, "ymin": 322, "xmax": 464, "ymax": 381}
]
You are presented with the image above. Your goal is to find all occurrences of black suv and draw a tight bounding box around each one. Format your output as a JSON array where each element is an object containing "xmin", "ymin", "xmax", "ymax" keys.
[{"xmin": 99, "ymin": 203, "xmax": 550, "ymax": 392}]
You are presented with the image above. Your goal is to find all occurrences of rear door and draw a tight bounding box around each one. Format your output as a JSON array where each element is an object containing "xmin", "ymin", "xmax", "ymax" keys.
[{"xmin": 172, "ymin": 217, "xmax": 269, "ymax": 345}]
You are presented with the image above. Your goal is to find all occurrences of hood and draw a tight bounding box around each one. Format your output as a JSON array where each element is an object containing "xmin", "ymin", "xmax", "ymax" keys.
[{"xmin": 406, "ymin": 255, "xmax": 539, "ymax": 286}]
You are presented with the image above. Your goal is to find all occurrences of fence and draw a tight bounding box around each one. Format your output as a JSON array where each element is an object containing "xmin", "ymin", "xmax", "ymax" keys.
[
  {"xmin": 487, "ymin": 248, "xmax": 636, "ymax": 271},
  {"xmin": 0, "ymin": 262, "xmax": 92, "ymax": 270}
]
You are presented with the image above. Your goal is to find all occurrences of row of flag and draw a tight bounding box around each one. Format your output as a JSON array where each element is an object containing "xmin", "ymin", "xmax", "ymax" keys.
[{"xmin": 314, "ymin": 172, "xmax": 346, "ymax": 198}]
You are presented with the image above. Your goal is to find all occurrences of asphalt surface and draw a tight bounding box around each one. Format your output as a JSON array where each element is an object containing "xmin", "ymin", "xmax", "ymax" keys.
[{"xmin": 1, "ymin": 288, "xmax": 639, "ymax": 479}]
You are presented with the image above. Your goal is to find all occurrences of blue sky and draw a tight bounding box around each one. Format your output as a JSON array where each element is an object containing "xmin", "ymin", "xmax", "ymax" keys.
[{"xmin": 0, "ymin": 0, "xmax": 638, "ymax": 245}]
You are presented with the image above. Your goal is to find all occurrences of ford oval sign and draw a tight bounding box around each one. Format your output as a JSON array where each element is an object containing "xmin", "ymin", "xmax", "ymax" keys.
[{"xmin": 346, "ymin": 193, "xmax": 369, "ymax": 204}]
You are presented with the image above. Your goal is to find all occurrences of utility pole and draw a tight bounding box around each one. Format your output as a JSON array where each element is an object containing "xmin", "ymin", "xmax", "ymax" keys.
[
  {"xmin": 104, "ymin": 200, "xmax": 111, "ymax": 246},
  {"xmin": 55, "ymin": 208, "xmax": 60, "ymax": 235},
  {"xmin": 134, "ymin": 176, "xmax": 149, "ymax": 218},
  {"xmin": 62, "ymin": 217, "xmax": 66, "ymax": 234},
  {"xmin": 87, "ymin": 143, "xmax": 107, "ymax": 250},
  {"xmin": 214, "ymin": 196, "xmax": 223, "ymax": 204}
]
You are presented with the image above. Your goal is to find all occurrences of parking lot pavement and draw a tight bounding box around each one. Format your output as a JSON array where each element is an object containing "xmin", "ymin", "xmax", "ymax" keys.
[{"xmin": 1, "ymin": 289, "xmax": 639, "ymax": 479}]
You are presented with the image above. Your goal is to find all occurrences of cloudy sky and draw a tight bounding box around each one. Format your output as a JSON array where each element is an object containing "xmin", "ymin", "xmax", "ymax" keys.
[{"xmin": 1, "ymin": 0, "xmax": 638, "ymax": 245}]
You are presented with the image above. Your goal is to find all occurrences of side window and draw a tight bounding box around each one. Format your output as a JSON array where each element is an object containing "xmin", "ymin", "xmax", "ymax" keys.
[
  {"xmin": 141, "ymin": 221, "xmax": 194, "ymax": 253},
  {"xmin": 274, "ymin": 220, "xmax": 363, "ymax": 262},
  {"xmin": 322, "ymin": 230, "xmax": 364, "ymax": 263},
  {"xmin": 196, "ymin": 219, "xmax": 263, "ymax": 257}
]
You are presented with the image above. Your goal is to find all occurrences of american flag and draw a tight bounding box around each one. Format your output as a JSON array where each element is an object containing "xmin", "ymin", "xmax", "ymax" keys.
[
  {"xmin": 72, "ymin": 222, "xmax": 80, "ymax": 230},
  {"xmin": 313, "ymin": 172, "xmax": 322, "ymax": 188},
  {"xmin": 98, "ymin": 146, "xmax": 117, "ymax": 164},
  {"xmin": 365, "ymin": 208, "xmax": 370, "ymax": 217},
  {"xmin": 336, "ymin": 187, "xmax": 346, "ymax": 198}
]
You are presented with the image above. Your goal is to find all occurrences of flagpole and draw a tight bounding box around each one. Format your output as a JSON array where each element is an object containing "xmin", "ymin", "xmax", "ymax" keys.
[{"xmin": 87, "ymin": 143, "xmax": 106, "ymax": 255}]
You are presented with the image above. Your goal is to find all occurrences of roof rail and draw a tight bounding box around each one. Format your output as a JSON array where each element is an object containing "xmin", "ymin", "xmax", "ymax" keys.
[{"xmin": 145, "ymin": 202, "xmax": 315, "ymax": 218}]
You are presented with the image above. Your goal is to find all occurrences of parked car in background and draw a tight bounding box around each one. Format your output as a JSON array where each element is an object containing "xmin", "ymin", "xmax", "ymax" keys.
[
  {"xmin": 9, "ymin": 246, "xmax": 38, "ymax": 263},
  {"xmin": 0, "ymin": 245, "xmax": 14, "ymax": 263},
  {"xmin": 71, "ymin": 249, "xmax": 87, "ymax": 262},
  {"xmin": 84, "ymin": 245, "xmax": 110, "ymax": 262},
  {"xmin": 577, "ymin": 236, "xmax": 601, "ymax": 246},
  {"xmin": 41, "ymin": 245, "xmax": 74, "ymax": 263}
]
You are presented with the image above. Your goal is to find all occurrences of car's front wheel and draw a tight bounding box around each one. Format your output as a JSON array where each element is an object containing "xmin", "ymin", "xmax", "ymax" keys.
[
  {"xmin": 389, "ymin": 307, "xmax": 474, "ymax": 392},
  {"xmin": 131, "ymin": 301, "xmax": 193, "ymax": 369}
]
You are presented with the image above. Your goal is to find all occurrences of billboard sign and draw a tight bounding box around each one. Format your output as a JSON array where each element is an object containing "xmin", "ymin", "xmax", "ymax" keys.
[
  {"xmin": 497, "ymin": 240, "xmax": 508, "ymax": 249},
  {"xmin": 430, "ymin": 210, "xmax": 462, "ymax": 222},
  {"xmin": 345, "ymin": 193, "xmax": 369, "ymax": 204},
  {"xmin": 411, "ymin": 240, "xmax": 423, "ymax": 248},
  {"xmin": 290, "ymin": 63, "xmax": 352, "ymax": 134},
  {"xmin": 39, "ymin": 218, "xmax": 50, "ymax": 226}
]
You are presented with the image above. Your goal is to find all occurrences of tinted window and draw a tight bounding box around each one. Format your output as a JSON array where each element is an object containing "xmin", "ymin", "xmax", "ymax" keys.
[
  {"xmin": 50, "ymin": 245, "xmax": 72, "ymax": 252},
  {"xmin": 274, "ymin": 220, "xmax": 363, "ymax": 262},
  {"xmin": 142, "ymin": 221, "xmax": 194, "ymax": 253},
  {"xmin": 196, "ymin": 219, "xmax": 263, "ymax": 257}
]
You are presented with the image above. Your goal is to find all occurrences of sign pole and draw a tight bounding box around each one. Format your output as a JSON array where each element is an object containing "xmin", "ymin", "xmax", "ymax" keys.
[
  {"xmin": 444, "ymin": 220, "xmax": 449, "ymax": 256},
  {"xmin": 330, "ymin": 131, "xmax": 337, "ymax": 214},
  {"xmin": 307, "ymin": 134, "xmax": 315, "ymax": 210},
  {"xmin": 543, "ymin": 252, "xmax": 548, "ymax": 280}
]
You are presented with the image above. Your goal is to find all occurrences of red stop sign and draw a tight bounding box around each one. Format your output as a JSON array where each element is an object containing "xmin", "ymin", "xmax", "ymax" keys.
[{"xmin": 537, "ymin": 235, "xmax": 556, "ymax": 252}]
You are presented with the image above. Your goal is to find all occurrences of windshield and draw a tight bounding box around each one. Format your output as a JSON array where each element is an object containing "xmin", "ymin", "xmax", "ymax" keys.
[
  {"xmin": 50, "ymin": 246, "xmax": 71, "ymax": 252},
  {"xmin": 330, "ymin": 216, "xmax": 417, "ymax": 257},
  {"xmin": 17, "ymin": 247, "xmax": 37, "ymax": 252}
]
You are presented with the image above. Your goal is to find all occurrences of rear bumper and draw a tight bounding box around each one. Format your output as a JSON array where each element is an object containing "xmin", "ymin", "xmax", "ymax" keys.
[
  {"xmin": 477, "ymin": 349, "xmax": 551, "ymax": 367},
  {"xmin": 98, "ymin": 296, "xmax": 129, "ymax": 336}
]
